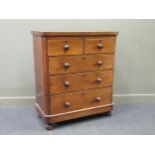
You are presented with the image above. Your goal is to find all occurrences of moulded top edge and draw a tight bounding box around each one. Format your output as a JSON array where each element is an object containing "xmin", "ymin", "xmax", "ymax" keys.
[{"xmin": 31, "ymin": 31, "xmax": 118, "ymax": 37}]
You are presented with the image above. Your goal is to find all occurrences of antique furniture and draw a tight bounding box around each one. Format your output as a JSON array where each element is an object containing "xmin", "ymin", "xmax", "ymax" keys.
[{"xmin": 32, "ymin": 31, "xmax": 118, "ymax": 129}]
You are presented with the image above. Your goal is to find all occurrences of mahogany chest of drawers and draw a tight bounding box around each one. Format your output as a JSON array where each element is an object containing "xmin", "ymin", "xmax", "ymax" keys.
[{"xmin": 32, "ymin": 31, "xmax": 118, "ymax": 129}]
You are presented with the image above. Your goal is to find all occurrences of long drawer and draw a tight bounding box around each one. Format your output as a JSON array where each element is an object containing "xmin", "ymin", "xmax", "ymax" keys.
[
  {"xmin": 50, "ymin": 87, "xmax": 112, "ymax": 114},
  {"xmin": 49, "ymin": 54, "xmax": 114, "ymax": 75},
  {"xmin": 50, "ymin": 70, "xmax": 113, "ymax": 94}
]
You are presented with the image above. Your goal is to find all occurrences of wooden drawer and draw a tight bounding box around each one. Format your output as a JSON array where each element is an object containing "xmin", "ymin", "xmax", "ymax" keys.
[
  {"xmin": 48, "ymin": 38, "xmax": 83, "ymax": 56},
  {"xmin": 49, "ymin": 54, "xmax": 114, "ymax": 75},
  {"xmin": 50, "ymin": 70, "xmax": 113, "ymax": 94},
  {"xmin": 50, "ymin": 87, "xmax": 112, "ymax": 114},
  {"xmin": 85, "ymin": 37, "xmax": 115, "ymax": 54}
]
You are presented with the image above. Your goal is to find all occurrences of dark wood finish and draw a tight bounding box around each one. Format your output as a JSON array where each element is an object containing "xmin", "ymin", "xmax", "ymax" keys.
[
  {"xmin": 50, "ymin": 71, "xmax": 113, "ymax": 94},
  {"xmin": 49, "ymin": 54, "xmax": 114, "ymax": 75},
  {"xmin": 32, "ymin": 31, "xmax": 118, "ymax": 128}
]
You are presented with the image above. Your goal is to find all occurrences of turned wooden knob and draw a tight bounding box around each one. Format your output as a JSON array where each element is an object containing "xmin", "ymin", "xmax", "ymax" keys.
[
  {"xmin": 64, "ymin": 81, "xmax": 70, "ymax": 87},
  {"xmin": 64, "ymin": 62, "xmax": 70, "ymax": 68},
  {"xmin": 97, "ymin": 43, "xmax": 103, "ymax": 49},
  {"xmin": 97, "ymin": 60, "xmax": 103, "ymax": 66},
  {"xmin": 64, "ymin": 44, "xmax": 70, "ymax": 51},
  {"xmin": 64, "ymin": 102, "xmax": 70, "ymax": 107},
  {"xmin": 95, "ymin": 97, "xmax": 101, "ymax": 102},
  {"xmin": 96, "ymin": 78, "xmax": 102, "ymax": 83}
]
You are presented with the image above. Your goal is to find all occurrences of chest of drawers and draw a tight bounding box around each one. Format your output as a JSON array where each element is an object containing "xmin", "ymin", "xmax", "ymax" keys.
[{"xmin": 32, "ymin": 32, "xmax": 118, "ymax": 129}]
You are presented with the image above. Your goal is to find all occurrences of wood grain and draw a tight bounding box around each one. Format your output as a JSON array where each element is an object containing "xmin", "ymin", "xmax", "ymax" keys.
[
  {"xmin": 50, "ymin": 70, "xmax": 113, "ymax": 94},
  {"xmin": 35, "ymin": 103, "xmax": 113, "ymax": 123},
  {"xmin": 32, "ymin": 31, "xmax": 118, "ymax": 37},
  {"xmin": 48, "ymin": 37, "xmax": 83, "ymax": 56},
  {"xmin": 33, "ymin": 36, "xmax": 45, "ymax": 112},
  {"xmin": 85, "ymin": 37, "xmax": 115, "ymax": 54},
  {"xmin": 49, "ymin": 54, "xmax": 114, "ymax": 75},
  {"xmin": 32, "ymin": 31, "xmax": 118, "ymax": 126},
  {"xmin": 50, "ymin": 87, "xmax": 112, "ymax": 114}
]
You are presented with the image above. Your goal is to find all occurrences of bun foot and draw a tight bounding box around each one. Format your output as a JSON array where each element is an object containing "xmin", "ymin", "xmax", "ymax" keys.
[
  {"xmin": 104, "ymin": 111, "xmax": 112, "ymax": 116},
  {"xmin": 45, "ymin": 124, "xmax": 55, "ymax": 130},
  {"xmin": 38, "ymin": 115, "xmax": 42, "ymax": 118}
]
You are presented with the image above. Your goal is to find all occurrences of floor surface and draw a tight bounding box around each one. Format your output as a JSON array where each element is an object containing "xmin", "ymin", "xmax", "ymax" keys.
[{"xmin": 0, "ymin": 103, "xmax": 155, "ymax": 135}]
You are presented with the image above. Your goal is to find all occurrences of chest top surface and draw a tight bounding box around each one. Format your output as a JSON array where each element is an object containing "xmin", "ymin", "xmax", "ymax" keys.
[{"xmin": 31, "ymin": 31, "xmax": 118, "ymax": 37}]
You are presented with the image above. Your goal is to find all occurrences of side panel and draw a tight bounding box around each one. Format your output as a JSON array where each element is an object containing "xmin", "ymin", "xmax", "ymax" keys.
[{"xmin": 33, "ymin": 36, "xmax": 50, "ymax": 114}]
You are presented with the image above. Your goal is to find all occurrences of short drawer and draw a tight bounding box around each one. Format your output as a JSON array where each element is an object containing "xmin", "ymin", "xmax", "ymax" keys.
[
  {"xmin": 50, "ymin": 87, "xmax": 112, "ymax": 114},
  {"xmin": 85, "ymin": 37, "xmax": 115, "ymax": 54},
  {"xmin": 49, "ymin": 54, "xmax": 114, "ymax": 75},
  {"xmin": 48, "ymin": 38, "xmax": 83, "ymax": 56},
  {"xmin": 50, "ymin": 70, "xmax": 113, "ymax": 94}
]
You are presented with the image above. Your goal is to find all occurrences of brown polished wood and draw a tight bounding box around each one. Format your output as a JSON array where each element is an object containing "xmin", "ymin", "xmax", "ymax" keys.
[
  {"xmin": 50, "ymin": 71, "xmax": 113, "ymax": 94},
  {"xmin": 49, "ymin": 54, "xmax": 114, "ymax": 75},
  {"xmin": 48, "ymin": 38, "xmax": 83, "ymax": 56},
  {"xmin": 50, "ymin": 87, "xmax": 112, "ymax": 114},
  {"xmin": 33, "ymin": 36, "xmax": 50, "ymax": 114},
  {"xmin": 32, "ymin": 31, "xmax": 118, "ymax": 37},
  {"xmin": 32, "ymin": 31, "xmax": 118, "ymax": 129},
  {"xmin": 85, "ymin": 37, "xmax": 115, "ymax": 54}
]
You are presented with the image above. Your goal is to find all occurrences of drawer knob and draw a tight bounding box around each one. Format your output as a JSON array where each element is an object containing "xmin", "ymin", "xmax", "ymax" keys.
[
  {"xmin": 64, "ymin": 62, "xmax": 70, "ymax": 68},
  {"xmin": 97, "ymin": 43, "xmax": 103, "ymax": 49},
  {"xmin": 64, "ymin": 102, "xmax": 70, "ymax": 107},
  {"xmin": 95, "ymin": 97, "xmax": 101, "ymax": 102},
  {"xmin": 64, "ymin": 44, "xmax": 70, "ymax": 51},
  {"xmin": 64, "ymin": 81, "xmax": 70, "ymax": 87},
  {"xmin": 97, "ymin": 60, "xmax": 103, "ymax": 66},
  {"xmin": 96, "ymin": 78, "xmax": 102, "ymax": 83}
]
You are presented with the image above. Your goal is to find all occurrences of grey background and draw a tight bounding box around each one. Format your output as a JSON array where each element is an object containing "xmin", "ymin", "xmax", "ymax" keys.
[{"xmin": 0, "ymin": 19, "xmax": 155, "ymax": 97}]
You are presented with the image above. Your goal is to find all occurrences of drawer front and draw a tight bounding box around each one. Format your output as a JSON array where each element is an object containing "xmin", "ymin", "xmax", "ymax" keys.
[
  {"xmin": 48, "ymin": 38, "xmax": 83, "ymax": 56},
  {"xmin": 85, "ymin": 37, "xmax": 115, "ymax": 54},
  {"xmin": 49, "ymin": 54, "xmax": 114, "ymax": 75},
  {"xmin": 50, "ymin": 70, "xmax": 113, "ymax": 94},
  {"xmin": 50, "ymin": 87, "xmax": 112, "ymax": 114}
]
